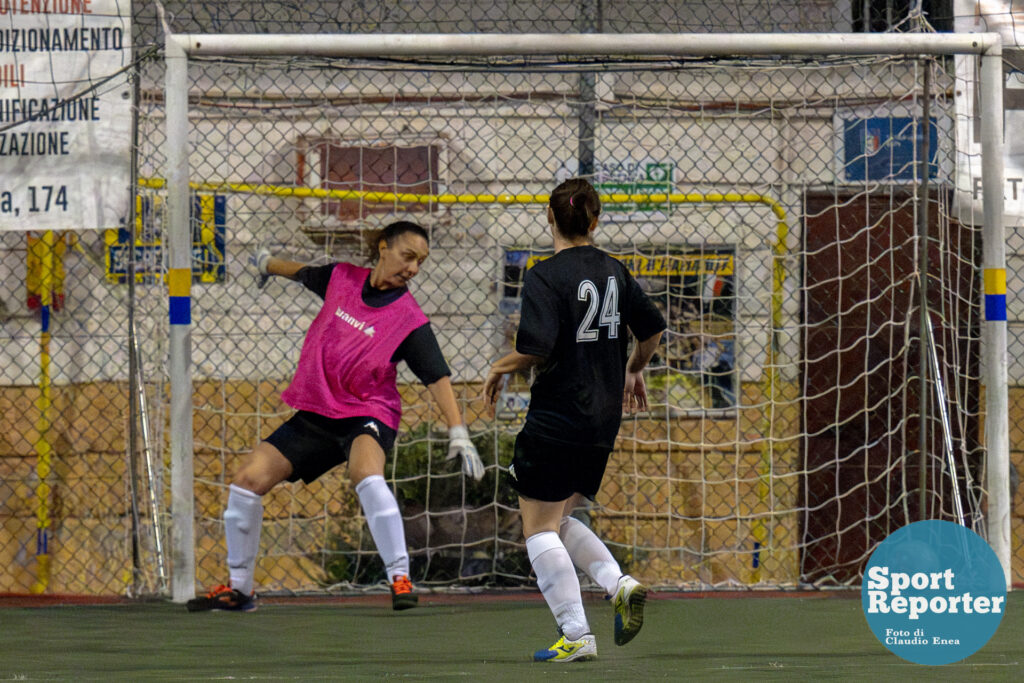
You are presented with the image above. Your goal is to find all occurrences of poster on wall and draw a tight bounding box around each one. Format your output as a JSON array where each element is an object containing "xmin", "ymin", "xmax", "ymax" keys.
[
  {"xmin": 497, "ymin": 245, "xmax": 738, "ymax": 419},
  {"xmin": 104, "ymin": 194, "xmax": 226, "ymax": 284},
  {"xmin": 953, "ymin": 0, "xmax": 1024, "ymax": 227},
  {"xmin": 0, "ymin": 0, "xmax": 133, "ymax": 232}
]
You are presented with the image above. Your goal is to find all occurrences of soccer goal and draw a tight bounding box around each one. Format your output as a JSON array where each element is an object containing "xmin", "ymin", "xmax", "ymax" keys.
[{"xmin": 148, "ymin": 30, "xmax": 1009, "ymax": 601}]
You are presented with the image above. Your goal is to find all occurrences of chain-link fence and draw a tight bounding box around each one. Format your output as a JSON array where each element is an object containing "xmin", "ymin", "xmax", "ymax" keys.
[
  {"xmin": 138, "ymin": 1, "xmax": 952, "ymax": 37},
  {"xmin": 0, "ymin": 227, "xmax": 142, "ymax": 593},
  {"xmin": 1, "ymin": 0, "xmax": 1018, "ymax": 597}
]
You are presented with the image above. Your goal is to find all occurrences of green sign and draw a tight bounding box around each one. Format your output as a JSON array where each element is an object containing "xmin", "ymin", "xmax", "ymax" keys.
[{"xmin": 596, "ymin": 162, "xmax": 674, "ymax": 213}]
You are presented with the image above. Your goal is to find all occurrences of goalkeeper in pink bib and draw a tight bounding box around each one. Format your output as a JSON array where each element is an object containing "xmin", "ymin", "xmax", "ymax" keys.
[{"xmin": 188, "ymin": 221, "xmax": 484, "ymax": 613}]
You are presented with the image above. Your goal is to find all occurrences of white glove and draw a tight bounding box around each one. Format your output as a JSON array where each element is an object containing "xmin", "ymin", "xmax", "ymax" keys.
[
  {"xmin": 249, "ymin": 248, "xmax": 271, "ymax": 288},
  {"xmin": 446, "ymin": 425, "xmax": 484, "ymax": 481}
]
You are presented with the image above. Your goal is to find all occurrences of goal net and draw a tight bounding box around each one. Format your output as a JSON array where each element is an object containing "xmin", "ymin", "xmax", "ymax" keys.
[{"xmin": 137, "ymin": 34, "xmax": 1003, "ymax": 594}]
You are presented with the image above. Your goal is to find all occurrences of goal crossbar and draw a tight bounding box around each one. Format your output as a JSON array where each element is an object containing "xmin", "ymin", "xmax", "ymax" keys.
[
  {"xmin": 167, "ymin": 31, "xmax": 1001, "ymax": 58},
  {"xmin": 161, "ymin": 30, "xmax": 1009, "ymax": 601}
]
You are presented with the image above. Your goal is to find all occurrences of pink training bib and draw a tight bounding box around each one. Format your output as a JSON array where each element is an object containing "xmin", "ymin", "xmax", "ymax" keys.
[{"xmin": 281, "ymin": 262, "xmax": 429, "ymax": 430}]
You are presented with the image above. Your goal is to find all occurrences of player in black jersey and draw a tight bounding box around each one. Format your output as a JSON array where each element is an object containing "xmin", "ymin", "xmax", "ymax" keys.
[{"xmin": 484, "ymin": 178, "xmax": 666, "ymax": 662}]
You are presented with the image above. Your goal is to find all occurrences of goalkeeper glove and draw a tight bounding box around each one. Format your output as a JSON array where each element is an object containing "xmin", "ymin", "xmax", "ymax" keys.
[
  {"xmin": 446, "ymin": 425, "xmax": 484, "ymax": 481},
  {"xmin": 250, "ymin": 248, "xmax": 271, "ymax": 288}
]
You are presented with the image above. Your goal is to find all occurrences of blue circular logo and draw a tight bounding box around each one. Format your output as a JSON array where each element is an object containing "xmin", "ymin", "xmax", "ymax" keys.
[{"xmin": 862, "ymin": 520, "xmax": 1006, "ymax": 665}]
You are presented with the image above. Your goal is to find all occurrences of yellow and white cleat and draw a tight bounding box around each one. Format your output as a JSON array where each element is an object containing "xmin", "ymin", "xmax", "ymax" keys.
[
  {"xmin": 613, "ymin": 575, "xmax": 648, "ymax": 646},
  {"xmin": 532, "ymin": 633, "xmax": 597, "ymax": 662}
]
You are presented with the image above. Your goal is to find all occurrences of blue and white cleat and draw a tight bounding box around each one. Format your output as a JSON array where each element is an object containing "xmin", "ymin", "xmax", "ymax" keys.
[
  {"xmin": 532, "ymin": 634, "xmax": 597, "ymax": 662},
  {"xmin": 612, "ymin": 575, "xmax": 648, "ymax": 646}
]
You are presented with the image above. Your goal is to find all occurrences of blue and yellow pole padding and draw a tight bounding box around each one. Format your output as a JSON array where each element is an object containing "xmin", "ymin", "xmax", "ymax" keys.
[
  {"xmin": 984, "ymin": 269, "xmax": 1006, "ymax": 322},
  {"xmin": 168, "ymin": 267, "xmax": 191, "ymax": 325}
]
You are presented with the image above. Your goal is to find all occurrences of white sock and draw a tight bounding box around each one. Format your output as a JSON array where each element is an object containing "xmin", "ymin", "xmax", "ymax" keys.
[
  {"xmin": 559, "ymin": 515, "xmax": 622, "ymax": 595},
  {"xmin": 355, "ymin": 475, "xmax": 409, "ymax": 580},
  {"xmin": 225, "ymin": 484, "xmax": 263, "ymax": 595},
  {"xmin": 526, "ymin": 531, "xmax": 590, "ymax": 641}
]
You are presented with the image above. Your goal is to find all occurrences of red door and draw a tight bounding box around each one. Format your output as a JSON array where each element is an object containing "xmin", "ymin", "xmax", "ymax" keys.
[{"xmin": 800, "ymin": 190, "xmax": 980, "ymax": 584}]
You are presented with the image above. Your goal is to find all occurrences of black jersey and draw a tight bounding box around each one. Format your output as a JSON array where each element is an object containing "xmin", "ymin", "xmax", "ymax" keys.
[{"xmin": 515, "ymin": 245, "xmax": 666, "ymax": 449}]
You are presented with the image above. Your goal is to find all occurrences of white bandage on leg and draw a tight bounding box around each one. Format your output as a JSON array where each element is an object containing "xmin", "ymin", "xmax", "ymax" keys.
[
  {"xmin": 559, "ymin": 515, "xmax": 622, "ymax": 596},
  {"xmin": 526, "ymin": 531, "xmax": 590, "ymax": 641},
  {"xmin": 355, "ymin": 474, "xmax": 409, "ymax": 580},
  {"xmin": 225, "ymin": 484, "xmax": 263, "ymax": 595}
]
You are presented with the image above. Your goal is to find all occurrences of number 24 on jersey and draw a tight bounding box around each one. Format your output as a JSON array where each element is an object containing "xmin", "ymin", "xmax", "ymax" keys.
[{"xmin": 576, "ymin": 277, "xmax": 620, "ymax": 342}]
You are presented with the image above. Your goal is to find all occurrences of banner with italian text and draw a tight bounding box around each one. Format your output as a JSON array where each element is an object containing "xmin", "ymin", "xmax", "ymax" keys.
[{"xmin": 0, "ymin": 0, "xmax": 132, "ymax": 231}]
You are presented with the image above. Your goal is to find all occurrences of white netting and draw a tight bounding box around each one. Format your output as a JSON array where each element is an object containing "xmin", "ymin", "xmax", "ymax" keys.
[{"xmin": 138, "ymin": 50, "xmax": 983, "ymax": 592}]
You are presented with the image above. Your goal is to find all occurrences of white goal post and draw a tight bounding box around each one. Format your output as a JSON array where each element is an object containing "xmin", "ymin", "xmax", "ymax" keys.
[{"xmin": 161, "ymin": 29, "xmax": 1009, "ymax": 602}]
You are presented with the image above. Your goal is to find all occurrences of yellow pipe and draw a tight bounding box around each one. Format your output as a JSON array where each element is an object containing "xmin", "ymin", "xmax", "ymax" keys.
[
  {"xmin": 139, "ymin": 176, "xmax": 789, "ymax": 581},
  {"xmin": 139, "ymin": 176, "xmax": 784, "ymax": 212},
  {"xmin": 752, "ymin": 200, "xmax": 788, "ymax": 583},
  {"xmin": 31, "ymin": 230, "xmax": 56, "ymax": 594}
]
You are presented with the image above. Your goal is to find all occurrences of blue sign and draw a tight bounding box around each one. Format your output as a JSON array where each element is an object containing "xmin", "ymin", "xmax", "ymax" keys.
[
  {"xmin": 106, "ymin": 194, "xmax": 226, "ymax": 284},
  {"xmin": 843, "ymin": 117, "xmax": 938, "ymax": 182},
  {"xmin": 862, "ymin": 520, "xmax": 1006, "ymax": 665}
]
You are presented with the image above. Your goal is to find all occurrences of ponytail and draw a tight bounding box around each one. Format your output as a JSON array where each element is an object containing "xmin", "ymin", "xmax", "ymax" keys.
[{"xmin": 549, "ymin": 177, "xmax": 601, "ymax": 239}]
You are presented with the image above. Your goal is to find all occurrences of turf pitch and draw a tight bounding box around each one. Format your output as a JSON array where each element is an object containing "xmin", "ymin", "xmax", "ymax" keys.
[{"xmin": 0, "ymin": 591, "xmax": 1020, "ymax": 680}]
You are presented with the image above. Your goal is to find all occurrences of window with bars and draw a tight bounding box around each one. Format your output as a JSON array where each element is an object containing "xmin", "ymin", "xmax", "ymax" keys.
[{"xmin": 298, "ymin": 141, "xmax": 441, "ymax": 222}]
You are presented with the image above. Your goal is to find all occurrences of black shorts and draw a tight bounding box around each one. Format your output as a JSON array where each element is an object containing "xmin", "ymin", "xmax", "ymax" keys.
[
  {"xmin": 264, "ymin": 411, "xmax": 396, "ymax": 484},
  {"xmin": 506, "ymin": 430, "xmax": 611, "ymax": 502}
]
